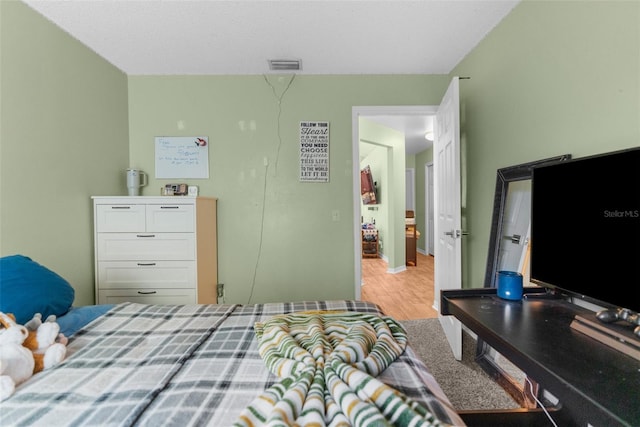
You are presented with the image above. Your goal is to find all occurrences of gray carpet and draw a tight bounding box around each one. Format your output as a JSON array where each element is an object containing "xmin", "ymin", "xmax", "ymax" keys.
[{"xmin": 401, "ymin": 318, "xmax": 519, "ymax": 411}]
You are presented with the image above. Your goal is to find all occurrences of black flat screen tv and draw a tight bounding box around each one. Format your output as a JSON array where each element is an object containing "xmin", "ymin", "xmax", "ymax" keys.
[{"xmin": 530, "ymin": 147, "xmax": 640, "ymax": 313}]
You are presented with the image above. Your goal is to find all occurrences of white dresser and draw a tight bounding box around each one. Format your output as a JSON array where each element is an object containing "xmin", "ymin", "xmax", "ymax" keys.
[{"xmin": 92, "ymin": 196, "xmax": 217, "ymax": 305}]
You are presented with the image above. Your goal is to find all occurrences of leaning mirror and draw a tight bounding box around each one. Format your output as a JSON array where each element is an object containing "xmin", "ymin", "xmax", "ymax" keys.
[{"xmin": 477, "ymin": 154, "xmax": 571, "ymax": 407}]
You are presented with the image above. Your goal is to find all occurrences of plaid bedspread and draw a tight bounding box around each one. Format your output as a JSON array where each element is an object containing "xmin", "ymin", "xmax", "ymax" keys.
[{"xmin": 0, "ymin": 301, "xmax": 463, "ymax": 427}]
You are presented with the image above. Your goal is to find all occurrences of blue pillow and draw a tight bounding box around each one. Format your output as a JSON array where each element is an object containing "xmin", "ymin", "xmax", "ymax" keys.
[
  {"xmin": 0, "ymin": 255, "xmax": 75, "ymax": 325},
  {"xmin": 57, "ymin": 304, "xmax": 114, "ymax": 337}
]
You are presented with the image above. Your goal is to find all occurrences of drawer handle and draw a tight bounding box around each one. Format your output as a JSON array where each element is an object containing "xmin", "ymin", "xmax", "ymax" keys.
[
  {"xmin": 136, "ymin": 234, "xmax": 156, "ymax": 238},
  {"xmin": 160, "ymin": 206, "xmax": 180, "ymax": 209},
  {"xmin": 137, "ymin": 291, "xmax": 157, "ymax": 295},
  {"xmin": 111, "ymin": 206, "xmax": 131, "ymax": 209},
  {"xmin": 137, "ymin": 263, "xmax": 157, "ymax": 266}
]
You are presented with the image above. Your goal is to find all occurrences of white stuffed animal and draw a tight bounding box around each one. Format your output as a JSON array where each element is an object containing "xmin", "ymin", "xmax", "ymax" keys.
[{"xmin": 0, "ymin": 312, "xmax": 67, "ymax": 401}]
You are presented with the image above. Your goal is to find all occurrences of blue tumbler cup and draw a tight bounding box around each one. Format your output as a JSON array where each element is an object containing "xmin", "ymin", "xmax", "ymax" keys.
[{"xmin": 497, "ymin": 271, "xmax": 523, "ymax": 300}]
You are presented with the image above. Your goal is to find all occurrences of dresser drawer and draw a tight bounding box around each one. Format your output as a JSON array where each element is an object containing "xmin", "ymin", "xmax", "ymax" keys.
[
  {"xmin": 95, "ymin": 204, "xmax": 145, "ymax": 232},
  {"xmin": 146, "ymin": 204, "xmax": 194, "ymax": 232},
  {"xmin": 96, "ymin": 233, "xmax": 195, "ymax": 260},
  {"xmin": 97, "ymin": 261, "xmax": 196, "ymax": 289},
  {"xmin": 97, "ymin": 288, "xmax": 196, "ymax": 305}
]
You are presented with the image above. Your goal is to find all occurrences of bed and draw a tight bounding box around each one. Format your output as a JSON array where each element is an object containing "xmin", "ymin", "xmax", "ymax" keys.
[
  {"xmin": 0, "ymin": 300, "xmax": 464, "ymax": 426},
  {"xmin": 0, "ymin": 255, "xmax": 464, "ymax": 426}
]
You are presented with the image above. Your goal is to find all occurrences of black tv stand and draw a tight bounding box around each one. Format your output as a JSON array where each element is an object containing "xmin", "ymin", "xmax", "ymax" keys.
[{"xmin": 441, "ymin": 288, "xmax": 640, "ymax": 426}]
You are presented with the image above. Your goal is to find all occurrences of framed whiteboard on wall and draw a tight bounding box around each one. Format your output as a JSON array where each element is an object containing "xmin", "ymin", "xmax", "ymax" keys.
[{"xmin": 155, "ymin": 136, "xmax": 209, "ymax": 179}]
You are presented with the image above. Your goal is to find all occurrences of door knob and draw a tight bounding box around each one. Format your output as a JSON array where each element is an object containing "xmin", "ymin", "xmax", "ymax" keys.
[{"xmin": 445, "ymin": 230, "xmax": 468, "ymax": 238}]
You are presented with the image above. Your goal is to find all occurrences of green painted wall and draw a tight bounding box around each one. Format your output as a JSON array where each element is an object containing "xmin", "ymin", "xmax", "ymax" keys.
[
  {"xmin": 452, "ymin": 0, "xmax": 640, "ymax": 288},
  {"xmin": 127, "ymin": 75, "xmax": 449, "ymax": 303},
  {"xmin": 0, "ymin": 1, "xmax": 129, "ymax": 305}
]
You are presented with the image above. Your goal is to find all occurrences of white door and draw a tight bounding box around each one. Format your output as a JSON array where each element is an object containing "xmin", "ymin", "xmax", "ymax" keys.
[{"xmin": 434, "ymin": 77, "xmax": 463, "ymax": 360}]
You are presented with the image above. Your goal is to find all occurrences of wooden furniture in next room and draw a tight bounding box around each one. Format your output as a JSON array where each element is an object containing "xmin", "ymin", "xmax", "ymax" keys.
[
  {"xmin": 405, "ymin": 210, "xmax": 418, "ymax": 266},
  {"xmin": 362, "ymin": 228, "xmax": 379, "ymax": 258},
  {"xmin": 406, "ymin": 223, "xmax": 417, "ymax": 266}
]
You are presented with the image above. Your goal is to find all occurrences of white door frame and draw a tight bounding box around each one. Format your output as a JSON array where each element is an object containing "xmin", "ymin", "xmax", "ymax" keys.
[
  {"xmin": 352, "ymin": 106, "xmax": 438, "ymax": 299},
  {"xmin": 425, "ymin": 162, "xmax": 434, "ymax": 255}
]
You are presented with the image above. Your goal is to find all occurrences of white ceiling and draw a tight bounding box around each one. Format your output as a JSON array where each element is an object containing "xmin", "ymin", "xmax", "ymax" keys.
[
  {"xmin": 360, "ymin": 114, "xmax": 434, "ymax": 159},
  {"xmin": 22, "ymin": 0, "xmax": 520, "ymax": 154}
]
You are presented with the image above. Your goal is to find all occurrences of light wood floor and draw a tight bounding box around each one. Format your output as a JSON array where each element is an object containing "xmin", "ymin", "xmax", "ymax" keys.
[{"xmin": 361, "ymin": 252, "xmax": 439, "ymax": 320}]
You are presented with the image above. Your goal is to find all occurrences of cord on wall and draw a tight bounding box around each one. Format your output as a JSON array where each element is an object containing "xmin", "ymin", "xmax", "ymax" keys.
[
  {"xmin": 262, "ymin": 74, "xmax": 296, "ymax": 176},
  {"xmin": 246, "ymin": 74, "xmax": 296, "ymax": 304},
  {"xmin": 246, "ymin": 159, "xmax": 269, "ymax": 304}
]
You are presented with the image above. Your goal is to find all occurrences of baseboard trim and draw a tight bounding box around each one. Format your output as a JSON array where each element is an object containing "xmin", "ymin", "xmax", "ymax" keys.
[{"xmin": 387, "ymin": 265, "xmax": 407, "ymax": 274}]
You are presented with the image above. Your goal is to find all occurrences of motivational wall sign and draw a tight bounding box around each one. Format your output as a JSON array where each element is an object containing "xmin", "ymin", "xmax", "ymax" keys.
[{"xmin": 299, "ymin": 121, "xmax": 329, "ymax": 183}]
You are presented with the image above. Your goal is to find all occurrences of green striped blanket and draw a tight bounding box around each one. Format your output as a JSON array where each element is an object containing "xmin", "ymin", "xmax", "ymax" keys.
[{"xmin": 235, "ymin": 311, "xmax": 444, "ymax": 427}]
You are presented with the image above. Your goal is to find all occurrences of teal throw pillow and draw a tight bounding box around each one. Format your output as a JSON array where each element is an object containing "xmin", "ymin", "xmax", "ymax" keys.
[{"xmin": 0, "ymin": 255, "xmax": 75, "ymax": 324}]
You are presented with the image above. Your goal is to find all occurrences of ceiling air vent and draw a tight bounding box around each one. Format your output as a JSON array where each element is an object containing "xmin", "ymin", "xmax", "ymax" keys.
[{"xmin": 268, "ymin": 59, "xmax": 302, "ymax": 71}]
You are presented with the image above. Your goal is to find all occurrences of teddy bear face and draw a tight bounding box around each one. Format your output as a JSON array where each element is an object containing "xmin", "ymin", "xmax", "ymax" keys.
[{"xmin": 0, "ymin": 313, "xmax": 29, "ymax": 346}]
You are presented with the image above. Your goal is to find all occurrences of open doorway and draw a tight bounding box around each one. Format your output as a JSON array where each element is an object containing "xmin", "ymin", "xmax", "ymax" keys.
[{"xmin": 352, "ymin": 106, "xmax": 438, "ymax": 319}]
